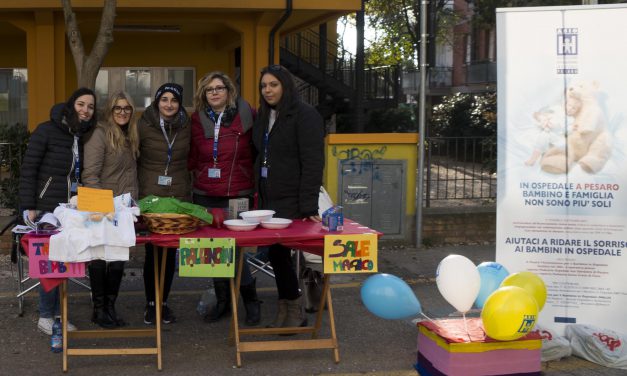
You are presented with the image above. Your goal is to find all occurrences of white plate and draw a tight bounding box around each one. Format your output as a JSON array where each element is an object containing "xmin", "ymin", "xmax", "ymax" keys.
[
  {"xmin": 239, "ymin": 210, "xmax": 275, "ymax": 223},
  {"xmin": 223, "ymin": 219, "xmax": 258, "ymax": 231},
  {"xmin": 260, "ymin": 218, "xmax": 293, "ymax": 230}
]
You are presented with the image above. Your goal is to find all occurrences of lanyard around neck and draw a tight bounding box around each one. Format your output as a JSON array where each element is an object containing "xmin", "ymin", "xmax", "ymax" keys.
[
  {"xmin": 72, "ymin": 135, "xmax": 80, "ymax": 183},
  {"xmin": 159, "ymin": 117, "xmax": 179, "ymax": 175},
  {"xmin": 212, "ymin": 111, "xmax": 224, "ymax": 166}
]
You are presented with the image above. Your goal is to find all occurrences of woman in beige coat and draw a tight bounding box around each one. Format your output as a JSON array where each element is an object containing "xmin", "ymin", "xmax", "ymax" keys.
[{"xmin": 83, "ymin": 91, "xmax": 139, "ymax": 328}]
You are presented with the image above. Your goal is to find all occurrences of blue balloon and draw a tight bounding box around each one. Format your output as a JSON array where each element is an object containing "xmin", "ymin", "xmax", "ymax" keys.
[
  {"xmin": 360, "ymin": 273, "xmax": 422, "ymax": 320},
  {"xmin": 474, "ymin": 262, "xmax": 510, "ymax": 308}
]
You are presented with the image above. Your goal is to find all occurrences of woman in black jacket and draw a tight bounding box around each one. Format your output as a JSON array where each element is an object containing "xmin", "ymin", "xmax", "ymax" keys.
[
  {"xmin": 19, "ymin": 87, "xmax": 97, "ymax": 335},
  {"xmin": 252, "ymin": 65, "xmax": 325, "ymax": 328}
]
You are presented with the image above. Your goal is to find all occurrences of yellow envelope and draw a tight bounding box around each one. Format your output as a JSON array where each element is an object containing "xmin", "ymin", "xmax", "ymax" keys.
[{"xmin": 77, "ymin": 186, "xmax": 114, "ymax": 213}]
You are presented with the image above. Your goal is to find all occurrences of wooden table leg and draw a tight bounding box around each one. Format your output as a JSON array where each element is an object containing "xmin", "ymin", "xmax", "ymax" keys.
[
  {"xmin": 229, "ymin": 248, "xmax": 245, "ymax": 367},
  {"xmin": 325, "ymin": 280, "xmax": 340, "ymax": 363},
  {"xmin": 62, "ymin": 280, "xmax": 68, "ymax": 372},
  {"xmin": 154, "ymin": 246, "xmax": 163, "ymax": 370}
]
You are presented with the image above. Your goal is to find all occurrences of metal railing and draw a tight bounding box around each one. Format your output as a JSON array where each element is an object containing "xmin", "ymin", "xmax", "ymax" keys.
[
  {"xmin": 424, "ymin": 136, "xmax": 497, "ymax": 207},
  {"xmin": 402, "ymin": 67, "xmax": 453, "ymax": 94},
  {"xmin": 465, "ymin": 61, "xmax": 497, "ymax": 84},
  {"xmin": 281, "ymin": 31, "xmax": 399, "ymax": 102}
]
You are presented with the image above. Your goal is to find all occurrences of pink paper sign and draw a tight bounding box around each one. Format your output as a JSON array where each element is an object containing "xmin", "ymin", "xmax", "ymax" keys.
[{"xmin": 28, "ymin": 237, "xmax": 86, "ymax": 278}]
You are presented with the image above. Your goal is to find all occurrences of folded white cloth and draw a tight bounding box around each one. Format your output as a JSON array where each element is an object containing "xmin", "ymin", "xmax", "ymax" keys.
[{"xmin": 48, "ymin": 194, "xmax": 138, "ymax": 262}]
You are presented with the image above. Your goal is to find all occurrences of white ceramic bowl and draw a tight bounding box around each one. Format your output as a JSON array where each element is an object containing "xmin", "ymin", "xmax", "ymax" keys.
[
  {"xmin": 239, "ymin": 210, "xmax": 275, "ymax": 224},
  {"xmin": 223, "ymin": 219, "xmax": 258, "ymax": 231},
  {"xmin": 260, "ymin": 218, "xmax": 293, "ymax": 230}
]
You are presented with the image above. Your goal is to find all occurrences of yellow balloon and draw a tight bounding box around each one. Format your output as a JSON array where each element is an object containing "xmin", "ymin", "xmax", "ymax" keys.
[
  {"xmin": 500, "ymin": 271, "xmax": 547, "ymax": 311},
  {"xmin": 481, "ymin": 286, "xmax": 538, "ymax": 341}
]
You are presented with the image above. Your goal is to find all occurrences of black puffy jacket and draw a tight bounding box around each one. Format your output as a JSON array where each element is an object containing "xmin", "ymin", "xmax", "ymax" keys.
[{"xmin": 19, "ymin": 103, "xmax": 92, "ymax": 212}]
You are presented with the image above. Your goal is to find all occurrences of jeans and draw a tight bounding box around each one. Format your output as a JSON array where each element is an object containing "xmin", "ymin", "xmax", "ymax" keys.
[{"xmin": 39, "ymin": 285, "xmax": 59, "ymax": 318}]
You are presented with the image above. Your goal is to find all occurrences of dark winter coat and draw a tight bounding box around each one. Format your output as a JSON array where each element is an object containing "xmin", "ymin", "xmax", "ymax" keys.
[
  {"xmin": 137, "ymin": 105, "xmax": 191, "ymax": 201},
  {"xmin": 252, "ymin": 101, "xmax": 325, "ymax": 219},
  {"xmin": 188, "ymin": 98, "xmax": 255, "ymax": 198},
  {"xmin": 18, "ymin": 103, "xmax": 93, "ymax": 212}
]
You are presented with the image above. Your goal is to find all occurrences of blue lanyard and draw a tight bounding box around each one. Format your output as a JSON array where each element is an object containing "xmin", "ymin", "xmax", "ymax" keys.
[
  {"xmin": 72, "ymin": 135, "xmax": 80, "ymax": 183},
  {"xmin": 159, "ymin": 117, "xmax": 178, "ymax": 175},
  {"xmin": 212, "ymin": 112, "xmax": 224, "ymax": 166},
  {"xmin": 262, "ymin": 128, "xmax": 270, "ymax": 168}
]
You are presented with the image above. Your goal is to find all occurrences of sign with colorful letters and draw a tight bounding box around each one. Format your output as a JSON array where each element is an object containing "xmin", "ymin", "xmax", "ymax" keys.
[
  {"xmin": 323, "ymin": 233, "xmax": 378, "ymax": 274},
  {"xmin": 28, "ymin": 237, "xmax": 85, "ymax": 278},
  {"xmin": 178, "ymin": 238, "xmax": 235, "ymax": 277}
]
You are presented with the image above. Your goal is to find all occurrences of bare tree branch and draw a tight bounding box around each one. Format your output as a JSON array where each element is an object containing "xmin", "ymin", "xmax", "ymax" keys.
[
  {"xmin": 61, "ymin": 0, "xmax": 85, "ymax": 79},
  {"xmin": 61, "ymin": 0, "xmax": 117, "ymax": 89},
  {"xmin": 82, "ymin": 0, "xmax": 116, "ymax": 88}
]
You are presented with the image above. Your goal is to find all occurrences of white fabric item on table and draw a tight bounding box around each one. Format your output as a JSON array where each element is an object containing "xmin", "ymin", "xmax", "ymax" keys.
[{"xmin": 48, "ymin": 194, "xmax": 138, "ymax": 262}]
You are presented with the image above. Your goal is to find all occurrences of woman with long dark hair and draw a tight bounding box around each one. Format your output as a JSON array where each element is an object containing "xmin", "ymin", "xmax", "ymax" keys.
[
  {"xmin": 252, "ymin": 65, "xmax": 325, "ymax": 328},
  {"xmin": 19, "ymin": 87, "xmax": 97, "ymax": 334}
]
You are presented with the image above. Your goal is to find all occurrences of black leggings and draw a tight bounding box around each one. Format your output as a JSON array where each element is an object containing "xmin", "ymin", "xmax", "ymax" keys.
[
  {"xmin": 143, "ymin": 243, "xmax": 176, "ymax": 303},
  {"xmin": 268, "ymin": 243, "xmax": 300, "ymax": 300}
]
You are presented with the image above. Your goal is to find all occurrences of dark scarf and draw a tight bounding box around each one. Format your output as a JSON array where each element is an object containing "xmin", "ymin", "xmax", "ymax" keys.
[{"xmin": 206, "ymin": 104, "xmax": 238, "ymax": 127}]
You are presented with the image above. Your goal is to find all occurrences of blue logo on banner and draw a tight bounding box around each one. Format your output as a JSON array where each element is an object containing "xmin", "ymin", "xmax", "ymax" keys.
[{"xmin": 557, "ymin": 28, "xmax": 578, "ymax": 55}]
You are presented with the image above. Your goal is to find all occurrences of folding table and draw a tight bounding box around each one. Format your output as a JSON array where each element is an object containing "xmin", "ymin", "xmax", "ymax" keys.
[{"xmin": 22, "ymin": 219, "xmax": 379, "ymax": 371}]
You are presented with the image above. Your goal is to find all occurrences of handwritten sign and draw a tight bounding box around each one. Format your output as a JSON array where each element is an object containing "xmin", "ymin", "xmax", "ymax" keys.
[
  {"xmin": 323, "ymin": 233, "xmax": 378, "ymax": 274},
  {"xmin": 28, "ymin": 237, "xmax": 86, "ymax": 278},
  {"xmin": 77, "ymin": 186, "xmax": 114, "ymax": 213},
  {"xmin": 178, "ymin": 238, "xmax": 236, "ymax": 277}
]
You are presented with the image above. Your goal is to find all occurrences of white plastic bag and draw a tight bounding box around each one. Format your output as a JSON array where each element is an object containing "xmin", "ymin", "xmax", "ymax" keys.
[
  {"xmin": 318, "ymin": 186, "xmax": 334, "ymax": 217},
  {"xmin": 532, "ymin": 325, "xmax": 571, "ymax": 362},
  {"xmin": 565, "ymin": 324, "xmax": 627, "ymax": 369}
]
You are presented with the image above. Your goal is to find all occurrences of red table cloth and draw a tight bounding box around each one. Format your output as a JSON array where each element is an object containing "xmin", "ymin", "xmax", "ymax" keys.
[{"xmin": 22, "ymin": 219, "xmax": 380, "ymax": 291}]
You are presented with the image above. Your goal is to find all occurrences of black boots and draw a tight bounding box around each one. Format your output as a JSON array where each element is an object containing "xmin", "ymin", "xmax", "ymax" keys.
[
  {"xmin": 204, "ymin": 278, "xmax": 261, "ymax": 326},
  {"xmin": 89, "ymin": 260, "xmax": 125, "ymax": 329},
  {"xmin": 240, "ymin": 279, "xmax": 261, "ymax": 326},
  {"xmin": 105, "ymin": 261, "xmax": 126, "ymax": 326},
  {"xmin": 204, "ymin": 279, "xmax": 231, "ymax": 322},
  {"xmin": 89, "ymin": 261, "xmax": 116, "ymax": 329}
]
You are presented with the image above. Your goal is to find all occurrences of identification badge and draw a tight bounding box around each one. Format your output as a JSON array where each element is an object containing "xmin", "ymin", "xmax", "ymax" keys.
[
  {"xmin": 70, "ymin": 182, "xmax": 79, "ymax": 193},
  {"xmin": 208, "ymin": 168, "xmax": 221, "ymax": 178},
  {"xmin": 158, "ymin": 175, "xmax": 172, "ymax": 186},
  {"xmin": 261, "ymin": 167, "xmax": 268, "ymax": 178}
]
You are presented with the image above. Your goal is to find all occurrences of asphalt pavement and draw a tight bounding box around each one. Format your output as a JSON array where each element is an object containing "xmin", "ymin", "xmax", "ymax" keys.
[{"xmin": 0, "ymin": 243, "xmax": 623, "ymax": 376}]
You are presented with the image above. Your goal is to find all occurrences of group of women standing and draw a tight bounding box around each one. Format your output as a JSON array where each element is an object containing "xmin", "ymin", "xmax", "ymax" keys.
[{"xmin": 19, "ymin": 64, "xmax": 325, "ymax": 334}]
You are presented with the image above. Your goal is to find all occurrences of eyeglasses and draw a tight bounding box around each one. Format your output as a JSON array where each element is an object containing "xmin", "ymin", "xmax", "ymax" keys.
[
  {"xmin": 268, "ymin": 64, "xmax": 282, "ymax": 72},
  {"xmin": 206, "ymin": 86, "xmax": 227, "ymax": 94},
  {"xmin": 113, "ymin": 106, "xmax": 133, "ymax": 114}
]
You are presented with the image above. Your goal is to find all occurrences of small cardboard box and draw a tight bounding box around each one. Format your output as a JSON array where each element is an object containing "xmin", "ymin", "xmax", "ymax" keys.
[
  {"xmin": 228, "ymin": 198, "xmax": 249, "ymax": 220},
  {"xmin": 416, "ymin": 318, "xmax": 541, "ymax": 376}
]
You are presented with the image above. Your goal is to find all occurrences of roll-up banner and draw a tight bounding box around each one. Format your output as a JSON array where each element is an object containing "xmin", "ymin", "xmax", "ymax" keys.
[{"xmin": 496, "ymin": 4, "xmax": 627, "ymax": 335}]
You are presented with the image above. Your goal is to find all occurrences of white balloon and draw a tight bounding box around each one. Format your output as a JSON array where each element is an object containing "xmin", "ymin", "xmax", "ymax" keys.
[{"xmin": 436, "ymin": 254, "xmax": 481, "ymax": 313}]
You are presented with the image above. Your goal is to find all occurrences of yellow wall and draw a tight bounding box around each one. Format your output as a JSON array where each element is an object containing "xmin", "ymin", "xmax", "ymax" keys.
[
  {"xmin": 324, "ymin": 133, "xmax": 419, "ymax": 216},
  {"xmin": 0, "ymin": 2, "xmax": 361, "ymax": 130}
]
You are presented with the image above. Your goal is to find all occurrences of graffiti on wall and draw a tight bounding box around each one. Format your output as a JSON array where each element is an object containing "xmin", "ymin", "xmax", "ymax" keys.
[
  {"xmin": 334, "ymin": 146, "xmax": 387, "ymax": 176},
  {"xmin": 332, "ymin": 146, "xmax": 387, "ymax": 161}
]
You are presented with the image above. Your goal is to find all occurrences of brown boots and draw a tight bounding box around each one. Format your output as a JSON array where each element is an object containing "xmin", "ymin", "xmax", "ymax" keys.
[{"xmin": 268, "ymin": 297, "xmax": 307, "ymax": 329}]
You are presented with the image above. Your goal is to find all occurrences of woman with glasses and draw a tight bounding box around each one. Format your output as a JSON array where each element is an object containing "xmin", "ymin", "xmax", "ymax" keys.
[
  {"xmin": 188, "ymin": 71, "xmax": 260, "ymax": 325},
  {"xmin": 253, "ymin": 65, "xmax": 325, "ymax": 329},
  {"xmin": 19, "ymin": 87, "xmax": 97, "ymax": 335},
  {"xmin": 82, "ymin": 91, "xmax": 139, "ymax": 328},
  {"xmin": 138, "ymin": 83, "xmax": 190, "ymax": 325}
]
